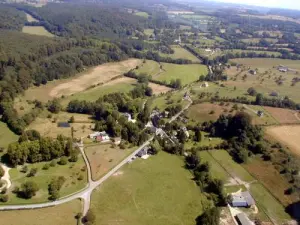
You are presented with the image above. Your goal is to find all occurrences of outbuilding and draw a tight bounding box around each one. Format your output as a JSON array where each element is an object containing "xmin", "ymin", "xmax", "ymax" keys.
[
  {"xmin": 231, "ymin": 191, "xmax": 255, "ymax": 207},
  {"xmin": 235, "ymin": 213, "xmax": 252, "ymax": 225}
]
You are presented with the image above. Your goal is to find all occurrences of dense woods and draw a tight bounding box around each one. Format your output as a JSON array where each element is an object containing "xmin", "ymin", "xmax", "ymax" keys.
[{"xmin": 0, "ymin": 5, "xmax": 25, "ymax": 30}]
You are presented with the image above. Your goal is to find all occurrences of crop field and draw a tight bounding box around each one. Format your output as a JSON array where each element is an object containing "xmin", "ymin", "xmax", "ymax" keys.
[
  {"xmin": 226, "ymin": 58, "xmax": 300, "ymax": 102},
  {"xmin": 266, "ymin": 125, "xmax": 300, "ymax": 157},
  {"xmin": 241, "ymin": 38, "xmax": 278, "ymax": 44},
  {"xmin": 22, "ymin": 26, "xmax": 54, "ymax": 37},
  {"xmin": 244, "ymin": 157, "xmax": 296, "ymax": 206},
  {"xmin": 0, "ymin": 200, "xmax": 81, "ymax": 225},
  {"xmin": 27, "ymin": 112, "xmax": 94, "ymax": 139},
  {"xmin": 25, "ymin": 13, "xmax": 38, "ymax": 22},
  {"xmin": 239, "ymin": 14, "xmax": 300, "ymax": 25},
  {"xmin": 85, "ymin": 143, "xmax": 136, "ymax": 181},
  {"xmin": 90, "ymin": 151, "xmax": 208, "ymax": 225},
  {"xmin": 148, "ymin": 82, "xmax": 172, "ymax": 94},
  {"xmin": 255, "ymin": 30, "xmax": 283, "ymax": 38},
  {"xmin": 263, "ymin": 106, "xmax": 300, "ymax": 124},
  {"xmin": 0, "ymin": 122, "xmax": 18, "ymax": 148},
  {"xmin": 135, "ymin": 60, "xmax": 207, "ymax": 86},
  {"xmin": 22, "ymin": 59, "xmax": 142, "ymax": 102},
  {"xmin": 160, "ymin": 46, "xmax": 200, "ymax": 62},
  {"xmin": 6, "ymin": 156, "xmax": 87, "ymax": 204},
  {"xmin": 242, "ymin": 105, "xmax": 278, "ymax": 125}
]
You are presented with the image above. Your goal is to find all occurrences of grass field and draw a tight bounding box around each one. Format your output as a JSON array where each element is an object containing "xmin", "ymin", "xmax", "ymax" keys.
[
  {"xmin": 85, "ymin": 143, "xmax": 136, "ymax": 181},
  {"xmin": 27, "ymin": 111, "xmax": 94, "ymax": 139},
  {"xmin": 149, "ymin": 89, "xmax": 188, "ymax": 110},
  {"xmin": 266, "ymin": 125, "xmax": 300, "ymax": 157},
  {"xmin": 241, "ymin": 38, "xmax": 278, "ymax": 44},
  {"xmin": 144, "ymin": 29, "xmax": 154, "ymax": 36},
  {"xmin": 135, "ymin": 60, "xmax": 208, "ymax": 86},
  {"xmin": 134, "ymin": 11, "xmax": 149, "ymax": 18},
  {"xmin": 6, "ymin": 156, "xmax": 87, "ymax": 204},
  {"xmin": 22, "ymin": 26, "xmax": 54, "ymax": 37},
  {"xmin": 263, "ymin": 106, "xmax": 300, "ymax": 124},
  {"xmin": 0, "ymin": 200, "xmax": 81, "ymax": 225},
  {"xmin": 160, "ymin": 46, "xmax": 200, "ymax": 62},
  {"xmin": 26, "ymin": 13, "xmax": 38, "ymax": 22},
  {"xmin": 255, "ymin": 30, "xmax": 283, "ymax": 38},
  {"xmin": 90, "ymin": 151, "xmax": 209, "ymax": 225},
  {"xmin": 0, "ymin": 122, "xmax": 19, "ymax": 148},
  {"xmin": 226, "ymin": 58, "xmax": 300, "ymax": 102},
  {"xmin": 22, "ymin": 59, "xmax": 141, "ymax": 102}
]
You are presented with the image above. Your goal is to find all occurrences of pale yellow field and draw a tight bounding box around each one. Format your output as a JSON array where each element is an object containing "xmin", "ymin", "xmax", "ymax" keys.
[
  {"xmin": 22, "ymin": 26, "xmax": 54, "ymax": 37},
  {"xmin": 26, "ymin": 13, "xmax": 38, "ymax": 22},
  {"xmin": 266, "ymin": 125, "xmax": 300, "ymax": 157},
  {"xmin": 23, "ymin": 59, "xmax": 142, "ymax": 102}
]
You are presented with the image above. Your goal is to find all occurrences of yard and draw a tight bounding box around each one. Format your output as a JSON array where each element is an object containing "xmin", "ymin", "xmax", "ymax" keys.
[
  {"xmin": 26, "ymin": 111, "xmax": 94, "ymax": 139},
  {"xmin": 85, "ymin": 143, "xmax": 136, "ymax": 181},
  {"xmin": 159, "ymin": 45, "xmax": 200, "ymax": 62},
  {"xmin": 5, "ymin": 156, "xmax": 87, "ymax": 204},
  {"xmin": 0, "ymin": 200, "xmax": 81, "ymax": 225},
  {"xmin": 90, "ymin": 151, "xmax": 209, "ymax": 225},
  {"xmin": 0, "ymin": 122, "xmax": 18, "ymax": 148}
]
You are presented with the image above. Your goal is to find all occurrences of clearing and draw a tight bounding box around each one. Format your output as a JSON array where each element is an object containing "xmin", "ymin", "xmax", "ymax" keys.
[
  {"xmin": 134, "ymin": 11, "xmax": 149, "ymax": 18},
  {"xmin": 0, "ymin": 122, "xmax": 19, "ymax": 148},
  {"xmin": 27, "ymin": 111, "xmax": 94, "ymax": 139},
  {"xmin": 85, "ymin": 143, "xmax": 136, "ymax": 181},
  {"xmin": 0, "ymin": 199, "xmax": 81, "ymax": 225},
  {"xmin": 22, "ymin": 59, "xmax": 142, "ymax": 102},
  {"xmin": 90, "ymin": 151, "xmax": 208, "ymax": 225},
  {"xmin": 22, "ymin": 26, "xmax": 54, "ymax": 37},
  {"xmin": 263, "ymin": 106, "xmax": 300, "ymax": 124},
  {"xmin": 160, "ymin": 45, "xmax": 200, "ymax": 62},
  {"xmin": 25, "ymin": 13, "xmax": 38, "ymax": 22},
  {"xmin": 135, "ymin": 60, "xmax": 208, "ymax": 86},
  {"xmin": 6, "ymin": 156, "xmax": 87, "ymax": 204},
  {"xmin": 266, "ymin": 125, "xmax": 300, "ymax": 157}
]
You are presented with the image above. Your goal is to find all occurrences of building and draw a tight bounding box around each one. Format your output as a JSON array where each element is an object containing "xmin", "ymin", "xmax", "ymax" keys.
[
  {"xmin": 278, "ymin": 66, "xmax": 288, "ymax": 72},
  {"xmin": 89, "ymin": 131, "xmax": 110, "ymax": 142},
  {"xmin": 136, "ymin": 146, "xmax": 150, "ymax": 157},
  {"xmin": 181, "ymin": 127, "xmax": 190, "ymax": 138},
  {"xmin": 122, "ymin": 113, "xmax": 136, "ymax": 123},
  {"xmin": 249, "ymin": 70, "xmax": 257, "ymax": 75},
  {"xmin": 231, "ymin": 191, "xmax": 255, "ymax": 207},
  {"xmin": 235, "ymin": 213, "xmax": 252, "ymax": 225},
  {"xmin": 200, "ymin": 82, "xmax": 209, "ymax": 88}
]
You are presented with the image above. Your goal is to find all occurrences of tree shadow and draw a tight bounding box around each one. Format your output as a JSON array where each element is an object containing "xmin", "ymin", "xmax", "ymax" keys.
[{"xmin": 286, "ymin": 201, "xmax": 300, "ymax": 224}]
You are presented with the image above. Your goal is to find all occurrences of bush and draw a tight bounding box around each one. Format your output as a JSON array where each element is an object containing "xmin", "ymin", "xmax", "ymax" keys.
[
  {"xmin": 27, "ymin": 168, "xmax": 38, "ymax": 177},
  {"xmin": 50, "ymin": 160, "xmax": 56, "ymax": 167},
  {"xmin": 43, "ymin": 164, "xmax": 50, "ymax": 170},
  {"xmin": 0, "ymin": 195, "xmax": 8, "ymax": 202},
  {"xmin": 21, "ymin": 165, "xmax": 28, "ymax": 173},
  {"xmin": 58, "ymin": 156, "xmax": 68, "ymax": 165},
  {"xmin": 20, "ymin": 181, "xmax": 39, "ymax": 199},
  {"xmin": 78, "ymin": 174, "xmax": 84, "ymax": 181}
]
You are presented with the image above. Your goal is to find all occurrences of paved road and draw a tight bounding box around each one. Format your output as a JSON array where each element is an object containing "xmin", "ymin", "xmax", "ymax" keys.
[{"xmin": 0, "ymin": 138, "xmax": 153, "ymax": 213}]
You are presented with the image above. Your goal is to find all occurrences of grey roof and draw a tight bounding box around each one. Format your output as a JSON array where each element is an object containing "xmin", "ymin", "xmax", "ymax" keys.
[
  {"xmin": 241, "ymin": 191, "xmax": 255, "ymax": 206},
  {"xmin": 236, "ymin": 213, "xmax": 252, "ymax": 225}
]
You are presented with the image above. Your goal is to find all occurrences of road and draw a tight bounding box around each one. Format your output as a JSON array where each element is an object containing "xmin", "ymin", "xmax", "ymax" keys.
[
  {"xmin": 0, "ymin": 138, "xmax": 153, "ymax": 214},
  {"xmin": 169, "ymin": 98, "xmax": 192, "ymax": 123}
]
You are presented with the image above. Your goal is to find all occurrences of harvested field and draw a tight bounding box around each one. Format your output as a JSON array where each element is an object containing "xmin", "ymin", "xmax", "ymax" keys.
[
  {"xmin": 27, "ymin": 112, "xmax": 94, "ymax": 139},
  {"xmin": 0, "ymin": 200, "xmax": 81, "ymax": 225},
  {"xmin": 85, "ymin": 143, "xmax": 136, "ymax": 181},
  {"xmin": 23, "ymin": 59, "xmax": 141, "ymax": 102},
  {"xmin": 148, "ymin": 82, "xmax": 172, "ymax": 95},
  {"xmin": 266, "ymin": 125, "xmax": 300, "ymax": 157},
  {"xmin": 263, "ymin": 106, "xmax": 300, "ymax": 124}
]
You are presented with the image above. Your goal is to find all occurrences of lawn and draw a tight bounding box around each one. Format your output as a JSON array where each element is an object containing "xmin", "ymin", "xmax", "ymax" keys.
[
  {"xmin": 85, "ymin": 143, "xmax": 136, "ymax": 181},
  {"xmin": 0, "ymin": 199, "xmax": 81, "ymax": 225},
  {"xmin": 5, "ymin": 156, "xmax": 87, "ymax": 204},
  {"xmin": 27, "ymin": 111, "xmax": 94, "ymax": 139},
  {"xmin": 22, "ymin": 26, "xmax": 54, "ymax": 37},
  {"xmin": 160, "ymin": 46, "xmax": 200, "ymax": 62},
  {"xmin": 90, "ymin": 151, "xmax": 209, "ymax": 225},
  {"xmin": 185, "ymin": 132, "xmax": 223, "ymax": 149},
  {"xmin": 135, "ymin": 60, "xmax": 208, "ymax": 86},
  {"xmin": 0, "ymin": 122, "xmax": 18, "ymax": 148}
]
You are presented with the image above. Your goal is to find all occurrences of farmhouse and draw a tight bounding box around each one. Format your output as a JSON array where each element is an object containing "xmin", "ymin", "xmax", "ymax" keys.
[
  {"xmin": 235, "ymin": 213, "xmax": 252, "ymax": 225},
  {"xmin": 89, "ymin": 131, "xmax": 110, "ymax": 142},
  {"xmin": 231, "ymin": 191, "xmax": 255, "ymax": 207}
]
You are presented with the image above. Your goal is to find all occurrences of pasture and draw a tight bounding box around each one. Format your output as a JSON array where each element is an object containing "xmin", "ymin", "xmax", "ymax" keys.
[
  {"xmin": 160, "ymin": 45, "xmax": 200, "ymax": 62},
  {"xmin": 266, "ymin": 125, "xmax": 300, "ymax": 157},
  {"xmin": 0, "ymin": 122, "xmax": 19, "ymax": 148},
  {"xmin": 135, "ymin": 60, "xmax": 208, "ymax": 86},
  {"xmin": 27, "ymin": 112, "xmax": 94, "ymax": 139},
  {"xmin": 22, "ymin": 59, "xmax": 142, "ymax": 102},
  {"xmin": 0, "ymin": 200, "xmax": 81, "ymax": 225},
  {"xmin": 149, "ymin": 89, "xmax": 188, "ymax": 110},
  {"xmin": 241, "ymin": 38, "xmax": 278, "ymax": 44},
  {"xmin": 263, "ymin": 106, "xmax": 300, "ymax": 124},
  {"xmin": 85, "ymin": 143, "xmax": 136, "ymax": 181},
  {"xmin": 6, "ymin": 156, "xmax": 87, "ymax": 204},
  {"xmin": 226, "ymin": 58, "xmax": 300, "ymax": 102},
  {"xmin": 90, "ymin": 151, "xmax": 208, "ymax": 225},
  {"xmin": 22, "ymin": 26, "xmax": 54, "ymax": 37}
]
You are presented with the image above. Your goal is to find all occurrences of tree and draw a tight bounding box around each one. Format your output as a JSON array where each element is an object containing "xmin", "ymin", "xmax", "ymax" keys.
[
  {"xmin": 196, "ymin": 207, "xmax": 220, "ymax": 225},
  {"xmin": 185, "ymin": 150, "xmax": 200, "ymax": 170},
  {"xmin": 20, "ymin": 181, "xmax": 39, "ymax": 199},
  {"xmin": 69, "ymin": 116, "xmax": 75, "ymax": 123},
  {"xmin": 47, "ymin": 99, "xmax": 62, "ymax": 114},
  {"xmin": 247, "ymin": 87, "xmax": 257, "ymax": 96},
  {"xmin": 255, "ymin": 93, "xmax": 264, "ymax": 105},
  {"xmin": 195, "ymin": 129, "xmax": 203, "ymax": 142},
  {"xmin": 84, "ymin": 210, "xmax": 96, "ymax": 224}
]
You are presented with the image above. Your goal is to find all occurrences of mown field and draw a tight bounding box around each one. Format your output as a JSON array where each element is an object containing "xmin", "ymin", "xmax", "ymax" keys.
[
  {"xmin": 21, "ymin": 59, "xmax": 142, "ymax": 102},
  {"xmin": 135, "ymin": 60, "xmax": 208, "ymax": 86},
  {"xmin": 0, "ymin": 200, "xmax": 81, "ymax": 225},
  {"xmin": 0, "ymin": 122, "xmax": 19, "ymax": 148},
  {"xmin": 90, "ymin": 151, "xmax": 209, "ymax": 225},
  {"xmin": 85, "ymin": 143, "xmax": 136, "ymax": 181},
  {"xmin": 5, "ymin": 156, "xmax": 87, "ymax": 204},
  {"xmin": 159, "ymin": 46, "xmax": 200, "ymax": 62},
  {"xmin": 22, "ymin": 26, "xmax": 55, "ymax": 37}
]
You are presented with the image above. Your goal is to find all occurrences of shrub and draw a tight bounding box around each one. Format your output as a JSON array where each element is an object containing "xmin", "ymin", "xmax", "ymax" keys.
[
  {"xmin": 0, "ymin": 195, "xmax": 8, "ymax": 202},
  {"xmin": 43, "ymin": 164, "xmax": 50, "ymax": 170},
  {"xmin": 27, "ymin": 168, "xmax": 38, "ymax": 177},
  {"xmin": 50, "ymin": 160, "xmax": 56, "ymax": 167},
  {"xmin": 58, "ymin": 156, "xmax": 68, "ymax": 165},
  {"xmin": 78, "ymin": 174, "xmax": 84, "ymax": 181},
  {"xmin": 20, "ymin": 165, "xmax": 28, "ymax": 173}
]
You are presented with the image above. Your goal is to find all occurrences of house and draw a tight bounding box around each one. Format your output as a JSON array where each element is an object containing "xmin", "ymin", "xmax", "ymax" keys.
[
  {"xmin": 257, "ymin": 110, "xmax": 264, "ymax": 117},
  {"xmin": 200, "ymin": 82, "xmax": 209, "ymax": 88},
  {"xmin": 235, "ymin": 213, "xmax": 252, "ymax": 225},
  {"xmin": 231, "ymin": 191, "xmax": 255, "ymax": 207},
  {"xmin": 89, "ymin": 131, "xmax": 110, "ymax": 142},
  {"xmin": 249, "ymin": 70, "xmax": 257, "ymax": 75},
  {"xmin": 278, "ymin": 66, "xmax": 288, "ymax": 72},
  {"xmin": 136, "ymin": 146, "xmax": 150, "ymax": 157},
  {"xmin": 181, "ymin": 127, "xmax": 190, "ymax": 138}
]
